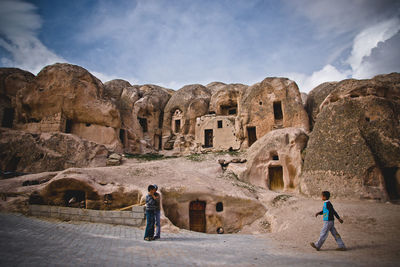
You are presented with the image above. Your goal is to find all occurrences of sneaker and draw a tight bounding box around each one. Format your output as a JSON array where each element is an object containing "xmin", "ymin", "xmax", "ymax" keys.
[
  {"xmin": 310, "ymin": 242, "xmax": 319, "ymax": 251},
  {"xmin": 336, "ymin": 247, "xmax": 347, "ymax": 251},
  {"xmin": 144, "ymin": 237, "xmax": 152, "ymax": 241}
]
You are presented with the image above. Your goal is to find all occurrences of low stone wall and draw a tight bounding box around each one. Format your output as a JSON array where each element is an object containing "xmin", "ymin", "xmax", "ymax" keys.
[{"xmin": 29, "ymin": 205, "xmax": 145, "ymax": 227}]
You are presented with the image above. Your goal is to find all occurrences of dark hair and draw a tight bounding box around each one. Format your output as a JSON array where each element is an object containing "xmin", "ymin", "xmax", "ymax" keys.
[
  {"xmin": 148, "ymin": 185, "xmax": 155, "ymax": 192},
  {"xmin": 322, "ymin": 191, "xmax": 330, "ymax": 199}
]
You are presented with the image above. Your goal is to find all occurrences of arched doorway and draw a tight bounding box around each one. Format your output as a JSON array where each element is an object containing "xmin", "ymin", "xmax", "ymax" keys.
[{"xmin": 189, "ymin": 201, "xmax": 206, "ymax": 232}]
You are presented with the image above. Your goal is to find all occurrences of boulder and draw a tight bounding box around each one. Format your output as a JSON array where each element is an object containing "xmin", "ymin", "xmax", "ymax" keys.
[
  {"xmin": 300, "ymin": 73, "xmax": 400, "ymax": 201},
  {"xmin": 0, "ymin": 68, "xmax": 35, "ymax": 129},
  {"xmin": 238, "ymin": 77, "xmax": 309, "ymax": 148},
  {"xmin": 104, "ymin": 79, "xmax": 133, "ymax": 100},
  {"xmin": 242, "ymin": 128, "xmax": 308, "ymax": 191},
  {"xmin": 0, "ymin": 128, "xmax": 109, "ymax": 173},
  {"xmin": 15, "ymin": 63, "xmax": 121, "ymax": 129},
  {"xmin": 305, "ymin": 82, "xmax": 337, "ymax": 129}
]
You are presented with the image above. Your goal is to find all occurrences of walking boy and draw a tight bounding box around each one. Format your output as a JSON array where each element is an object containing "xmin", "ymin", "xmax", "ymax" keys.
[
  {"xmin": 144, "ymin": 185, "xmax": 157, "ymax": 241},
  {"xmin": 310, "ymin": 191, "xmax": 346, "ymax": 251},
  {"xmin": 153, "ymin": 184, "xmax": 161, "ymax": 240}
]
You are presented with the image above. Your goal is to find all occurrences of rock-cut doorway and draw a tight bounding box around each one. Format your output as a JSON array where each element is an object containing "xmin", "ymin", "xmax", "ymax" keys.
[
  {"xmin": 269, "ymin": 166, "xmax": 284, "ymax": 191},
  {"xmin": 189, "ymin": 201, "xmax": 206, "ymax": 233}
]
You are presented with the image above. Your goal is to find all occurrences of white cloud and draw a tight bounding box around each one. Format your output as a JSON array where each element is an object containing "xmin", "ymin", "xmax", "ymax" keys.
[
  {"xmin": 286, "ymin": 65, "xmax": 349, "ymax": 93},
  {"xmin": 348, "ymin": 18, "xmax": 400, "ymax": 78},
  {"xmin": 0, "ymin": 0, "xmax": 65, "ymax": 74}
]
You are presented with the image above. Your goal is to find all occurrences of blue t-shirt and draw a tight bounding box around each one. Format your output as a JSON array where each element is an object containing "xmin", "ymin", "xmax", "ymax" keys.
[{"xmin": 321, "ymin": 200, "xmax": 340, "ymax": 221}]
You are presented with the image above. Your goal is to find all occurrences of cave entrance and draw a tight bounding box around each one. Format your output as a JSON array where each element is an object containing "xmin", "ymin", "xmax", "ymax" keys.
[
  {"xmin": 138, "ymin": 117, "xmax": 148, "ymax": 133},
  {"xmin": 1, "ymin": 108, "xmax": 14, "ymax": 128},
  {"xmin": 383, "ymin": 167, "xmax": 399, "ymax": 200},
  {"xmin": 119, "ymin": 129, "xmax": 125, "ymax": 146},
  {"xmin": 247, "ymin": 126, "xmax": 257, "ymax": 147},
  {"xmin": 65, "ymin": 119, "xmax": 73, "ymax": 133},
  {"xmin": 6, "ymin": 156, "xmax": 21, "ymax": 172},
  {"xmin": 269, "ymin": 166, "xmax": 284, "ymax": 191},
  {"xmin": 64, "ymin": 190, "xmax": 86, "ymax": 208},
  {"xmin": 189, "ymin": 201, "xmax": 206, "ymax": 233},
  {"xmin": 175, "ymin": 119, "xmax": 181, "ymax": 133},
  {"xmin": 273, "ymin": 101, "xmax": 283, "ymax": 122},
  {"xmin": 204, "ymin": 129, "xmax": 213, "ymax": 148}
]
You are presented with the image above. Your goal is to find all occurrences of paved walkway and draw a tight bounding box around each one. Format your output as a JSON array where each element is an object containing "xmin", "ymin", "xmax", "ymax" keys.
[{"xmin": 0, "ymin": 213, "xmax": 386, "ymax": 266}]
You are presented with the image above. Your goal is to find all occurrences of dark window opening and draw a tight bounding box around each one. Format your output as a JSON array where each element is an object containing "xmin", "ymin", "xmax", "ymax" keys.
[
  {"xmin": 216, "ymin": 202, "xmax": 223, "ymax": 212},
  {"xmin": 217, "ymin": 120, "xmax": 223, "ymax": 128},
  {"xmin": 64, "ymin": 190, "xmax": 86, "ymax": 208},
  {"xmin": 28, "ymin": 118, "xmax": 40, "ymax": 123},
  {"xmin": 269, "ymin": 166, "xmax": 284, "ymax": 191},
  {"xmin": 221, "ymin": 104, "xmax": 237, "ymax": 115},
  {"xmin": 175, "ymin": 119, "xmax": 181, "ymax": 133},
  {"xmin": 273, "ymin": 101, "xmax": 283, "ymax": 121},
  {"xmin": 365, "ymin": 117, "xmax": 370, "ymax": 122},
  {"xmin": 271, "ymin": 151, "xmax": 279, "ymax": 160},
  {"xmin": 1, "ymin": 108, "xmax": 14, "ymax": 128},
  {"xmin": 247, "ymin": 127, "xmax": 257, "ymax": 147},
  {"xmin": 65, "ymin": 119, "xmax": 73, "ymax": 133},
  {"xmin": 209, "ymin": 111, "xmax": 216, "ymax": 115},
  {"xmin": 189, "ymin": 201, "xmax": 206, "ymax": 233},
  {"xmin": 119, "ymin": 129, "xmax": 125, "ymax": 145},
  {"xmin": 138, "ymin": 117, "xmax": 148, "ymax": 132},
  {"xmin": 383, "ymin": 167, "xmax": 399, "ymax": 200},
  {"xmin": 85, "ymin": 123, "xmax": 91, "ymax": 127},
  {"xmin": 6, "ymin": 156, "xmax": 21, "ymax": 172},
  {"xmin": 259, "ymin": 101, "xmax": 263, "ymax": 105},
  {"xmin": 204, "ymin": 129, "xmax": 213, "ymax": 148}
]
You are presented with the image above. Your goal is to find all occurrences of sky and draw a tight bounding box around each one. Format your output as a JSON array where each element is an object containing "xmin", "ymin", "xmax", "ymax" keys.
[{"xmin": 0, "ymin": 0, "xmax": 399, "ymax": 92}]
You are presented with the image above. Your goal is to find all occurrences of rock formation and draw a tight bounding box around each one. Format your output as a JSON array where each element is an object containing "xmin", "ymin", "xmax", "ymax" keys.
[
  {"xmin": 104, "ymin": 80, "xmax": 172, "ymax": 153},
  {"xmin": 14, "ymin": 63, "xmax": 122, "ymax": 150},
  {"xmin": 0, "ymin": 68, "xmax": 35, "ymax": 129},
  {"xmin": 238, "ymin": 77, "xmax": 309, "ymax": 148},
  {"xmin": 242, "ymin": 128, "xmax": 308, "ymax": 191},
  {"xmin": 0, "ymin": 128, "xmax": 109, "ymax": 174},
  {"xmin": 162, "ymin": 84, "xmax": 211, "ymax": 153},
  {"xmin": 300, "ymin": 73, "xmax": 400, "ymax": 201},
  {"xmin": 305, "ymin": 82, "xmax": 337, "ymax": 129}
]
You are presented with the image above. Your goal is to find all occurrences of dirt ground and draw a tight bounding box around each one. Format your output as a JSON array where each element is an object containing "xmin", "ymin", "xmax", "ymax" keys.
[{"xmin": 1, "ymin": 153, "xmax": 399, "ymax": 264}]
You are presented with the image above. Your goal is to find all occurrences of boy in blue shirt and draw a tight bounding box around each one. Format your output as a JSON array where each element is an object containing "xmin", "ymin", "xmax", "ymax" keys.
[{"xmin": 310, "ymin": 191, "xmax": 346, "ymax": 251}]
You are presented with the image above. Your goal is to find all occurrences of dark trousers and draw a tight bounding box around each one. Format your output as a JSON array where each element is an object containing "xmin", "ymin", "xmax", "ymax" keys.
[{"xmin": 144, "ymin": 210, "xmax": 155, "ymax": 239}]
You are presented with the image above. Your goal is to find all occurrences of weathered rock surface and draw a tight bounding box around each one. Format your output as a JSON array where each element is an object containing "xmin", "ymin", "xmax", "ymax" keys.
[
  {"xmin": 305, "ymin": 82, "xmax": 337, "ymax": 129},
  {"xmin": 0, "ymin": 154, "xmax": 268, "ymax": 234},
  {"xmin": 16, "ymin": 63, "xmax": 121, "ymax": 128},
  {"xmin": 238, "ymin": 77, "xmax": 309, "ymax": 148},
  {"xmin": 242, "ymin": 128, "xmax": 308, "ymax": 191},
  {"xmin": 300, "ymin": 73, "xmax": 400, "ymax": 201},
  {"xmin": 209, "ymin": 83, "xmax": 247, "ymax": 115},
  {"xmin": 104, "ymin": 79, "xmax": 133, "ymax": 100},
  {"xmin": 0, "ymin": 128, "xmax": 109, "ymax": 174},
  {"xmin": 163, "ymin": 84, "xmax": 211, "ymax": 153},
  {"xmin": 0, "ymin": 68, "xmax": 35, "ymax": 128}
]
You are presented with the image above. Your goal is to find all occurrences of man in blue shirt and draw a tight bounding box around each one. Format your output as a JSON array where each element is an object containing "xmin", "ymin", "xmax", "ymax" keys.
[{"xmin": 310, "ymin": 191, "xmax": 346, "ymax": 251}]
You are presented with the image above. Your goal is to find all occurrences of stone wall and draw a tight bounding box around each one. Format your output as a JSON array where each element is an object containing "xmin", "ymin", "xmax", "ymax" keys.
[
  {"xmin": 29, "ymin": 205, "xmax": 145, "ymax": 227},
  {"xmin": 14, "ymin": 113, "xmax": 65, "ymax": 133},
  {"xmin": 195, "ymin": 115, "xmax": 240, "ymax": 151}
]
